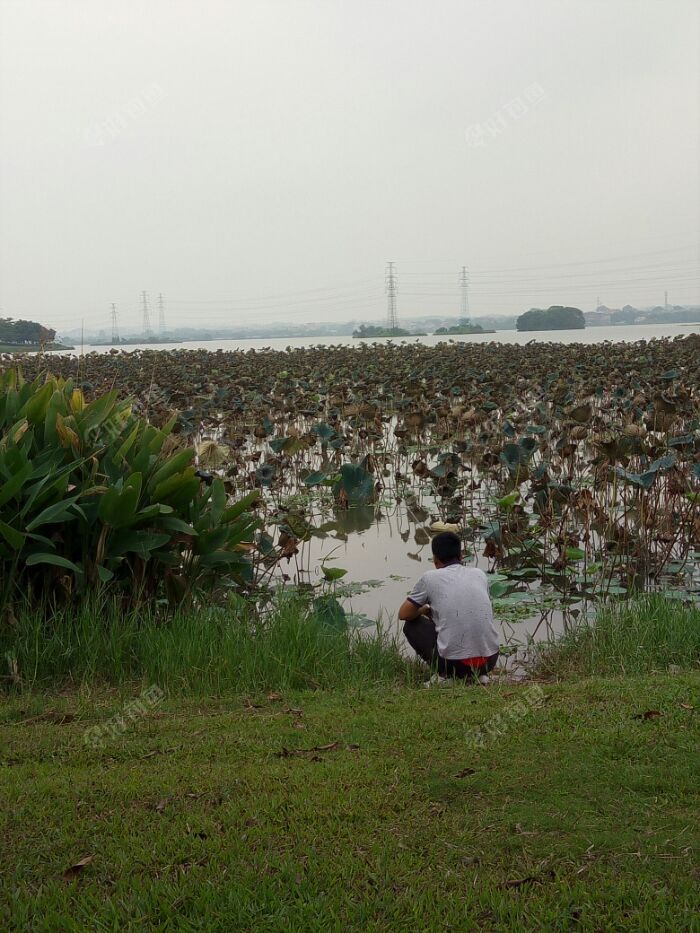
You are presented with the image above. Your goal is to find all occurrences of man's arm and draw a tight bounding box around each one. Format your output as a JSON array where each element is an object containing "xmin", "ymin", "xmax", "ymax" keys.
[
  {"xmin": 399, "ymin": 574, "xmax": 430, "ymax": 622},
  {"xmin": 398, "ymin": 599, "xmax": 431, "ymax": 622}
]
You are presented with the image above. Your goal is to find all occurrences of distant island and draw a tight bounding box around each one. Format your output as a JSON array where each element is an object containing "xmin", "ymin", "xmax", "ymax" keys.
[
  {"xmin": 352, "ymin": 324, "xmax": 427, "ymax": 338},
  {"xmin": 516, "ymin": 306, "xmax": 585, "ymax": 331},
  {"xmin": 89, "ymin": 335, "xmax": 182, "ymax": 347},
  {"xmin": 0, "ymin": 316, "xmax": 73, "ymax": 353},
  {"xmin": 433, "ymin": 321, "xmax": 495, "ymax": 335}
]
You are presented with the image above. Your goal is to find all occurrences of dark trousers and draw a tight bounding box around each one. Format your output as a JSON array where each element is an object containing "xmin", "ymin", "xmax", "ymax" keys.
[{"xmin": 403, "ymin": 616, "xmax": 499, "ymax": 679}]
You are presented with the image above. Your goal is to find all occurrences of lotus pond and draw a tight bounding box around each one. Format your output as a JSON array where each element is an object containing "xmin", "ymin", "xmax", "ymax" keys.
[{"xmin": 7, "ymin": 335, "xmax": 700, "ymax": 659}]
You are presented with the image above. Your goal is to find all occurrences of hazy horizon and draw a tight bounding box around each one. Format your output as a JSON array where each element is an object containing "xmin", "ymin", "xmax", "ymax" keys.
[
  {"xmin": 58, "ymin": 303, "xmax": 700, "ymax": 342},
  {"xmin": 1, "ymin": 0, "xmax": 698, "ymax": 335}
]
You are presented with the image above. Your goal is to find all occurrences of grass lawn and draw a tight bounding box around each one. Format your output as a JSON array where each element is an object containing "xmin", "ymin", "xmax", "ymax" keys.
[{"xmin": 2, "ymin": 673, "xmax": 699, "ymax": 930}]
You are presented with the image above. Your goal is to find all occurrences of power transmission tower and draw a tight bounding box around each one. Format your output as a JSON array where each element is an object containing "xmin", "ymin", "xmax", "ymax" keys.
[
  {"xmin": 460, "ymin": 266, "xmax": 470, "ymax": 323},
  {"xmin": 385, "ymin": 261, "xmax": 398, "ymax": 333},
  {"xmin": 157, "ymin": 293, "xmax": 166, "ymax": 334},
  {"xmin": 596, "ymin": 295, "xmax": 601, "ymax": 310},
  {"xmin": 110, "ymin": 303, "xmax": 119, "ymax": 343},
  {"xmin": 141, "ymin": 291, "xmax": 152, "ymax": 335},
  {"xmin": 664, "ymin": 290, "xmax": 669, "ymax": 311}
]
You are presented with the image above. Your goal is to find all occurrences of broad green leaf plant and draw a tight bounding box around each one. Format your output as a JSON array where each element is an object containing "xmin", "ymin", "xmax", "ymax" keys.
[{"xmin": 0, "ymin": 369, "xmax": 259, "ymax": 614}]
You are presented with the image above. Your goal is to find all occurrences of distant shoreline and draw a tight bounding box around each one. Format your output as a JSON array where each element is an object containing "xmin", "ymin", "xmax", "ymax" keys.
[
  {"xmin": 59, "ymin": 320, "xmax": 700, "ymax": 348},
  {"xmin": 88, "ymin": 339, "xmax": 183, "ymax": 347},
  {"xmin": 10, "ymin": 322, "xmax": 696, "ymax": 357},
  {"xmin": 0, "ymin": 343, "xmax": 74, "ymax": 353}
]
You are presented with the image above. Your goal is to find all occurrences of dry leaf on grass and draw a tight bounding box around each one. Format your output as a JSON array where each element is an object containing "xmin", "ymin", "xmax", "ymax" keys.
[
  {"xmin": 17, "ymin": 711, "xmax": 76, "ymax": 726},
  {"xmin": 140, "ymin": 746, "xmax": 177, "ymax": 760},
  {"xmin": 504, "ymin": 875, "xmax": 537, "ymax": 889},
  {"xmin": 62, "ymin": 855, "xmax": 94, "ymax": 881},
  {"xmin": 277, "ymin": 740, "xmax": 339, "ymax": 759},
  {"xmin": 504, "ymin": 869, "xmax": 554, "ymax": 888},
  {"xmin": 454, "ymin": 767, "xmax": 476, "ymax": 778}
]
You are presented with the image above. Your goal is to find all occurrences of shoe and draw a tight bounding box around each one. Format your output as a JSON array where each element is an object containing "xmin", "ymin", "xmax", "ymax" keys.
[
  {"xmin": 423, "ymin": 673, "xmax": 448, "ymax": 688},
  {"xmin": 478, "ymin": 674, "xmax": 490, "ymax": 686}
]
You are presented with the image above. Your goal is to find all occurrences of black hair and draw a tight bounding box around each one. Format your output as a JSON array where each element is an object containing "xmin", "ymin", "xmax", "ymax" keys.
[{"xmin": 431, "ymin": 531, "xmax": 462, "ymax": 563}]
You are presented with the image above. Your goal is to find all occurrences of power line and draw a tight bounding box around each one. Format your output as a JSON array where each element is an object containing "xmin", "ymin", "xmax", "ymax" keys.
[
  {"xmin": 398, "ymin": 246, "xmax": 698, "ymax": 276},
  {"xmin": 398, "ymin": 261, "xmax": 699, "ymax": 288},
  {"xmin": 107, "ymin": 248, "xmax": 697, "ymax": 316},
  {"xmin": 167, "ymin": 285, "xmax": 383, "ymax": 310},
  {"xmin": 393, "ymin": 241, "xmax": 698, "ymax": 270},
  {"xmin": 400, "ymin": 270, "xmax": 700, "ymax": 294},
  {"xmin": 166, "ymin": 275, "xmax": 383, "ymax": 305},
  {"xmin": 162, "ymin": 291, "xmax": 385, "ymax": 319}
]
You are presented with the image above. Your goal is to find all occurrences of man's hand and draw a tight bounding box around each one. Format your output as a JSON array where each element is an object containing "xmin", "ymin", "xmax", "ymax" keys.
[{"xmin": 398, "ymin": 599, "xmax": 431, "ymax": 622}]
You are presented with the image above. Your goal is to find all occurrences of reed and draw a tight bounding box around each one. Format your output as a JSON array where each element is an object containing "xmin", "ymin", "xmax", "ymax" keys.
[
  {"xmin": 537, "ymin": 595, "xmax": 700, "ymax": 676},
  {"xmin": 1, "ymin": 594, "xmax": 409, "ymax": 694}
]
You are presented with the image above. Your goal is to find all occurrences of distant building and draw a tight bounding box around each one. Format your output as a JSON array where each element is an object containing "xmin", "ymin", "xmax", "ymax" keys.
[{"xmin": 584, "ymin": 311, "xmax": 612, "ymax": 326}]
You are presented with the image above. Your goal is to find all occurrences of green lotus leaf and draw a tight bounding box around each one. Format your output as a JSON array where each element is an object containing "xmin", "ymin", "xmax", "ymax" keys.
[{"xmin": 333, "ymin": 463, "xmax": 375, "ymax": 505}]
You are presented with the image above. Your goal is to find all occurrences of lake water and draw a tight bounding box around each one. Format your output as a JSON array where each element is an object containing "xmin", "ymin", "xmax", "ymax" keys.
[
  {"xmin": 51, "ymin": 320, "xmax": 700, "ymax": 667},
  {"xmin": 290, "ymin": 502, "xmax": 558, "ymax": 661},
  {"xmin": 77, "ymin": 322, "xmax": 699, "ymax": 355}
]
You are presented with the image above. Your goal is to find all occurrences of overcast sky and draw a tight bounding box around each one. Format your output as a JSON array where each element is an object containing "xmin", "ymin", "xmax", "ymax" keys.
[{"xmin": 0, "ymin": 0, "xmax": 698, "ymax": 333}]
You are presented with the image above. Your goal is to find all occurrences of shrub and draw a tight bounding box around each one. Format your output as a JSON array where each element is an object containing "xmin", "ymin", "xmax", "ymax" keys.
[{"xmin": 0, "ymin": 369, "xmax": 259, "ymax": 615}]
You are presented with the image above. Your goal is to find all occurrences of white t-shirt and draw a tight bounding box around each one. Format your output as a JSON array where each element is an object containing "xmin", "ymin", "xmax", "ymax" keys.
[{"xmin": 407, "ymin": 563, "xmax": 500, "ymax": 660}]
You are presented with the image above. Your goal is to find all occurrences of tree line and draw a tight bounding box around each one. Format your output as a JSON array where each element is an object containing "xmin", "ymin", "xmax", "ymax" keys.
[
  {"xmin": 516, "ymin": 306, "xmax": 585, "ymax": 331},
  {"xmin": 0, "ymin": 318, "xmax": 56, "ymax": 346}
]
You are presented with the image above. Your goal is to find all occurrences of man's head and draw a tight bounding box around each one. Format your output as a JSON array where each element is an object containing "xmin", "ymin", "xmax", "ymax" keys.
[{"xmin": 431, "ymin": 531, "xmax": 462, "ymax": 568}]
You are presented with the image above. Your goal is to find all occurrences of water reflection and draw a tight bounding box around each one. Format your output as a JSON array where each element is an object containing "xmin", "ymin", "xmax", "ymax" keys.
[
  {"xmin": 332, "ymin": 506, "xmax": 376, "ymax": 535},
  {"xmin": 282, "ymin": 500, "xmax": 576, "ymax": 664}
]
